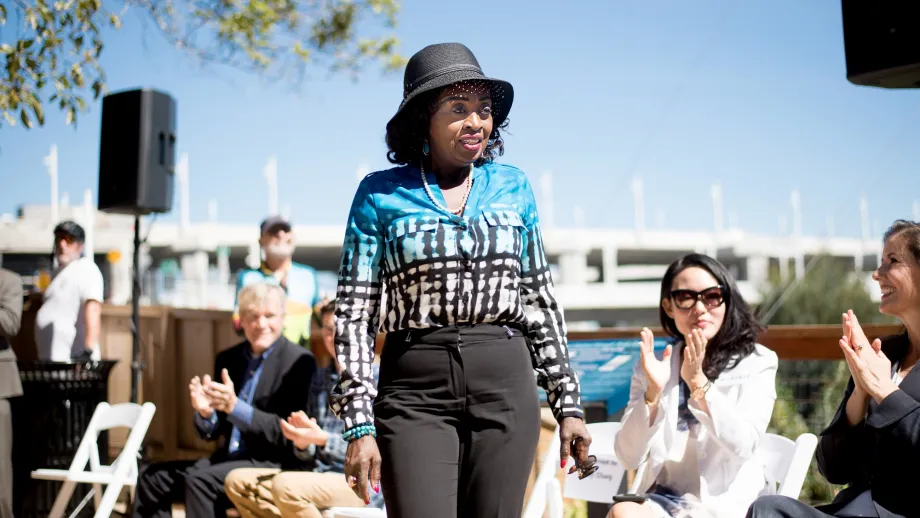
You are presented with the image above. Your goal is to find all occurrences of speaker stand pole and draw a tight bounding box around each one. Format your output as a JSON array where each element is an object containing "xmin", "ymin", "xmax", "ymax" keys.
[{"xmin": 130, "ymin": 213, "xmax": 142, "ymax": 404}]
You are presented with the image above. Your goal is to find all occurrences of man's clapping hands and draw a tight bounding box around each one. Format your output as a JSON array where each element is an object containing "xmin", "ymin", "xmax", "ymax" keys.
[{"xmin": 189, "ymin": 368, "xmax": 239, "ymax": 418}]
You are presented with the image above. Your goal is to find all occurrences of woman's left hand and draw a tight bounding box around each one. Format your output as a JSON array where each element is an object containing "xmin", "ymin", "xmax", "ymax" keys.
[
  {"xmin": 559, "ymin": 417, "xmax": 597, "ymax": 479},
  {"xmin": 680, "ymin": 328, "xmax": 709, "ymax": 390},
  {"xmin": 839, "ymin": 335, "xmax": 898, "ymax": 404}
]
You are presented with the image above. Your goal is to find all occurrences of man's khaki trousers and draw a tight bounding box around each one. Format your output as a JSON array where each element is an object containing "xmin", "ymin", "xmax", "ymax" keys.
[{"xmin": 224, "ymin": 468, "xmax": 367, "ymax": 518}]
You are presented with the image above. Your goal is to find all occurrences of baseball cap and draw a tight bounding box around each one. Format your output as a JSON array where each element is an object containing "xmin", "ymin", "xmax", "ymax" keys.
[
  {"xmin": 53, "ymin": 220, "xmax": 86, "ymax": 243},
  {"xmin": 260, "ymin": 215, "xmax": 292, "ymax": 235}
]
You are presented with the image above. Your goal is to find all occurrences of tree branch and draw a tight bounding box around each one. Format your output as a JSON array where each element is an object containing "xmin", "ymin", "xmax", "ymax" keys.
[{"xmin": 1, "ymin": 0, "xmax": 404, "ymax": 128}]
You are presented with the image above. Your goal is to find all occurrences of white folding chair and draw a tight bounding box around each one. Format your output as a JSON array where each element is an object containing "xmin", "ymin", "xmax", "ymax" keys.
[
  {"xmin": 628, "ymin": 432, "xmax": 819, "ymax": 498},
  {"xmin": 31, "ymin": 401, "xmax": 157, "ymax": 518},
  {"xmin": 757, "ymin": 432, "xmax": 818, "ymax": 499},
  {"xmin": 522, "ymin": 422, "xmax": 623, "ymax": 518}
]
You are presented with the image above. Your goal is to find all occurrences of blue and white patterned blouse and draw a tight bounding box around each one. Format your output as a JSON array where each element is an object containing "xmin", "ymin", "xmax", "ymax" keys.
[{"xmin": 329, "ymin": 162, "xmax": 584, "ymax": 430}]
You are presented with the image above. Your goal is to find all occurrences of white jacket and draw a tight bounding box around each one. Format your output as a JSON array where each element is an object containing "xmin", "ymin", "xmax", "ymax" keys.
[{"xmin": 614, "ymin": 342, "xmax": 778, "ymax": 518}]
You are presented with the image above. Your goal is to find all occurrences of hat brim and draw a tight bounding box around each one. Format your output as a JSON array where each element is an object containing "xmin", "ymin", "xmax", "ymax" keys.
[
  {"xmin": 53, "ymin": 222, "xmax": 86, "ymax": 243},
  {"xmin": 261, "ymin": 222, "xmax": 292, "ymax": 234},
  {"xmin": 54, "ymin": 230, "xmax": 85, "ymax": 243},
  {"xmin": 389, "ymin": 70, "xmax": 514, "ymax": 130}
]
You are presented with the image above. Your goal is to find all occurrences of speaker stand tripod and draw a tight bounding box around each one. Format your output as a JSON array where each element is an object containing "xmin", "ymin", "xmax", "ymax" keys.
[{"xmin": 130, "ymin": 214, "xmax": 142, "ymax": 404}]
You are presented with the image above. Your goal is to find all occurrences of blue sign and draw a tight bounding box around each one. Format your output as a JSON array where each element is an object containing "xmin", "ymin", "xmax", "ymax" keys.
[{"xmin": 540, "ymin": 337, "xmax": 671, "ymax": 415}]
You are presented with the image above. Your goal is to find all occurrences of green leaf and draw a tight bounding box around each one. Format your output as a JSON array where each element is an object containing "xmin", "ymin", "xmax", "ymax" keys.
[
  {"xmin": 4, "ymin": 0, "xmax": 404, "ymax": 132},
  {"xmin": 25, "ymin": 10, "xmax": 37, "ymax": 30},
  {"xmin": 3, "ymin": 112, "xmax": 16, "ymax": 126},
  {"xmin": 20, "ymin": 108, "xmax": 32, "ymax": 128},
  {"xmin": 70, "ymin": 64, "xmax": 84, "ymax": 87},
  {"xmin": 293, "ymin": 41, "xmax": 311, "ymax": 60},
  {"xmin": 30, "ymin": 99, "xmax": 45, "ymax": 125}
]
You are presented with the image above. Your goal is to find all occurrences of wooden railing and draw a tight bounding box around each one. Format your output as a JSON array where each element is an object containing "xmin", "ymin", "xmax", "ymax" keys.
[
  {"xmin": 10, "ymin": 304, "xmax": 904, "ymax": 463},
  {"xmin": 569, "ymin": 323, "xmax": 905, "ymax": 360}
]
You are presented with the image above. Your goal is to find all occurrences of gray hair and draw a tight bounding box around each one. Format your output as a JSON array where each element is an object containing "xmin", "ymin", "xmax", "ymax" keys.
[{"xmin": 238, "ymin": 283, "xmax": 286, "ymax": 316}]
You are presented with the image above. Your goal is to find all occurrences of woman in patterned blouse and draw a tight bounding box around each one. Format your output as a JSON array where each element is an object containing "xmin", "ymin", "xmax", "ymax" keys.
[{"xmin": 329, "ymin": 42, "xmax": 595, "ymax": 517}]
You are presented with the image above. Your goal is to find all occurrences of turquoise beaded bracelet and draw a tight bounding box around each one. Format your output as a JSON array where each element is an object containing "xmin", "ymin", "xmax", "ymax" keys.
[{"xmin": 342, "ymin": 424, "xmax": 376, "ymax": 442}]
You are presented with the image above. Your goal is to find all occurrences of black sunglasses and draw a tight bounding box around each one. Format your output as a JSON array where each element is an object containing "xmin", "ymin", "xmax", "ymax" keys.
[
  {"xmin": 54, "ymin": 232, "xmax": 78, "ymax": 244},
  {"xmin": 669, "ymin": 285, "xmax": 725, "ymax": 310}
]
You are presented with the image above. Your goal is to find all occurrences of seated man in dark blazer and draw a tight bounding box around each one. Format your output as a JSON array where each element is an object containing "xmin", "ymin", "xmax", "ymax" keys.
[{"xmin": 132, "ymin": 282, "xmax": 316, "ymax": 518}]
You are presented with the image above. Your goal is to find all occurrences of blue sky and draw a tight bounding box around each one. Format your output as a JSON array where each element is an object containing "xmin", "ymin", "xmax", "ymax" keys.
[{"xmin": 2, "ymin": 0, "xmax": 918, "ymax": 238}]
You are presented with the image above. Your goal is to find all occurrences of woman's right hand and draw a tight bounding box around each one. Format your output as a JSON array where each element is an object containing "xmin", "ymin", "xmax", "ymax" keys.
[
  {"xmin": 639, "ymin": 327, "xmax": 672, "ymax": 403},
  {"xmin": 842, "ymin": 310, "xmax": 873, "ymax": 397},
  {"xmin": 344, "ymin": 435, "xmax": 381, "ymax": 504},
  {"xmin": 843, "ymin": 310, "xmax": 871, "ymax": 352}
]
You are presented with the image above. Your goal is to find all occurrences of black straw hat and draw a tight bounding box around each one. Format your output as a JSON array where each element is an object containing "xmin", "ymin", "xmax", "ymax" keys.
[{"xmin": 390, "ymin": 43, "xmax": 514, "ymax": 128}]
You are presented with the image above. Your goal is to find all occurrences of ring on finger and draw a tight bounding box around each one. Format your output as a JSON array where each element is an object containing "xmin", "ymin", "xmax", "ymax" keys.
[{"xmin": 347, "ymin": 476, "xmax": 357, "ymax": 487}]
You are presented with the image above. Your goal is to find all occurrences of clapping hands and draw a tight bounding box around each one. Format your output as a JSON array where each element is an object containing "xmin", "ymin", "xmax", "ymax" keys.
[
  {"xmin": 839, "ymin": 310, "xmax": 897, "ymax": 403},
  {"xmin": 638, "ymin": 327, "xmax": 672, "ymax": 404},
  {"xmin": 680, "ymin": 328, "xmax": 709, "ymax": 390},
  {"xmin": 203, "ymin": 369, "xmax": 238, "ymax": 414},
  {"xmin": 280, "ymin": 410, "xmax": 330, "ymax": 450},
  {"xmin": 188, "ymin": 368, "xmax": 239, "ymax": 418},
  {"xmin": 189, "ymin": 375, "xmax": 214, "ymax": 419}
]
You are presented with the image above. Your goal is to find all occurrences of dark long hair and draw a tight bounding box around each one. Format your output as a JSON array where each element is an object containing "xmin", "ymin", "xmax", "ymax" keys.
[
  {"xmin": 880, "ymin": 219, "xmax": 920, "ymax": 352},
  {"xmin": 884, "ymin": 219, "xmax": 920, "ymax": 266},
  {"xmin": 659, "ymin": 253, "xmax": 764, "ymax": 380},
  {"xmin": 384, "ymin": 87, "xmax": 509, "ymax": 168}
]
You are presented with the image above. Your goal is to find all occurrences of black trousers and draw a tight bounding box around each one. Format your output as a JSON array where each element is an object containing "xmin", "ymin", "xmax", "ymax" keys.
[
  {"xmin": 0, "ymin": 400, "xmax": 12, "ymax": 518},
  {"xmin": 374, "ymin": 324, "xmax": 542, "ymax": 518},
  {"xmin": 746, "ymin": 495, "xmax": 841, "ymax": 518},
  {"xmin": 132, "ymin": 456, "xmax": 278, "ymax": 518}
]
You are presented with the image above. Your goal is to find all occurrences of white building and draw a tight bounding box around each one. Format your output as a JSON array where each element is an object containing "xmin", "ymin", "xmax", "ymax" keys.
[
  {"xmin": 1, "ymin": 149, "xmax": 894, "ymax": 328},
  {"xmin": 0, "ymin": 201, "xmax": 885, "ymax": 328}
]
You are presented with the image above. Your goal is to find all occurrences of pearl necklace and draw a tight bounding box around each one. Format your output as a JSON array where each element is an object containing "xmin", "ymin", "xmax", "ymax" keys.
[{"xmin": 420, "ymin": 162, "xmax": 473, "ymax": 215}]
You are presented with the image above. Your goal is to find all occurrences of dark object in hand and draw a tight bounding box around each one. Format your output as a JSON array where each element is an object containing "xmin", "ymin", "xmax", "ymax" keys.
[
  {"xmin": 577, "ymin": 458, "xmax": 598, "ymax": 479},
  {"xmin": 75, "ymin": 348, "xmax": 94, "ymax": 362},
  {"xmin": 573, "ymin": 436, "xmax": 598, "ymax": 479},
  {"xmin": 612, "ymin": 493, "xmax": 649, "ymax": 504}
]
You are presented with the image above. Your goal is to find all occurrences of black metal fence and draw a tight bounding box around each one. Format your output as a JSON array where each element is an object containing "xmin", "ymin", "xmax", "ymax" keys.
[{"xmin": 11, "ymin": 360, "xmax": 117, "ymax": 518}]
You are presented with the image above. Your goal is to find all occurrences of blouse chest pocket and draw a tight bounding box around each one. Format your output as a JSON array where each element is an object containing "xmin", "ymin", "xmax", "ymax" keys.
[
  {"xmin": 481, "ymin": 210, "xmax": 526, "ymax": 257},
  {"xmin": 383, "ymin": 219, "xmax": 452, "ymax": 271}
]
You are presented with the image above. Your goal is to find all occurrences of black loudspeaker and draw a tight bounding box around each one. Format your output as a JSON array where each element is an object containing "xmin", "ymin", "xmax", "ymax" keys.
[
  {"xmin": 97, "ymin": 88, "xmax": 177, "ymax": 215},
  {"xmin": 841, "ymin": 2, "xmax": 920, "ymax": 89}
]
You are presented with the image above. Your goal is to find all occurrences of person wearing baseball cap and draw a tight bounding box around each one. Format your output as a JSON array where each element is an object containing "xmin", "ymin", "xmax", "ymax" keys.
[
  {"xmin": 231, "ymin": 216, "xmax": 322, "ymax": 348},
  {"xmin": 34, "ymin": 220, "xmax": 105, "ymax": 361}
]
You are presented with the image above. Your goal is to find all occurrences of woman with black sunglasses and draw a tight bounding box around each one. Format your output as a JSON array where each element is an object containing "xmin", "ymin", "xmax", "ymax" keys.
[{"xmin": 611, "ymin": 253, "xmax": 778, "ymax": 518}]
